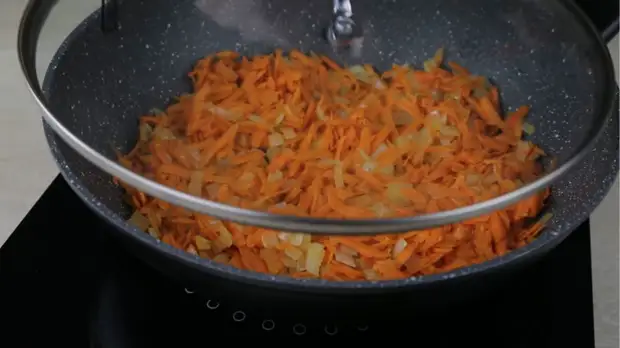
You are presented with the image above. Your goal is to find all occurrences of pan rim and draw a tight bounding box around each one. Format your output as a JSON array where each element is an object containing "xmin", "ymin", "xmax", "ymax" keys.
[
  {"xmin": 45, "ymin": 125, "xmax": 616, "ymax": 290},
  {"xmin": 43, "ymin": 135, "xmax": 574, "ymax": 291},
  {"xmin": 17, "ymin": 0, "xmax": 619, "ymax": 235},
  {"xmin": 37, "ymin": 0, "xmax": 619, "ymax": 289}
]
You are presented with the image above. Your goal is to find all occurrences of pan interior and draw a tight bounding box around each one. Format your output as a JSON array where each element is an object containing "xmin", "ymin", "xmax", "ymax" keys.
[{"xmin": 40, "ymin": 0, "xmax": 617, "ymax": 285}]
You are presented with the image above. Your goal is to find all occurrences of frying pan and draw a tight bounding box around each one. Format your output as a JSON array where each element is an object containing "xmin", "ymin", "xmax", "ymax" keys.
[{"xmin": 17, "ymin": 0, "xmax": 619, "ymax": 303}]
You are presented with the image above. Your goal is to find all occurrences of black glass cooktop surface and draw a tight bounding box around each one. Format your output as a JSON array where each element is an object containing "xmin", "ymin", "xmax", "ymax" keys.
[{"xmin": 0, "ymin": 176, "xmax": 597, "ymax": 347}]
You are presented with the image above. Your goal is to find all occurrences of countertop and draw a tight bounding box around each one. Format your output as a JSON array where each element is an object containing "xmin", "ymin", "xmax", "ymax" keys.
[{"xmin": 0, "ymin": 1, "xmax": 617, "ymax": 346}]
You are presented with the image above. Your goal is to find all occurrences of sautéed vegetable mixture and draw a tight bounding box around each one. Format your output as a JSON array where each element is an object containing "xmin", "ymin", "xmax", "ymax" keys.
[{"xmin": 117, "ymin": 49, "xmax": 550, "ymax": 281}]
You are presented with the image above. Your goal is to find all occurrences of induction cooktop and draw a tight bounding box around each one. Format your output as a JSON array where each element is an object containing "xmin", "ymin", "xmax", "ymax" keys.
[{"xmin": 0, "ymin": 176, "xmax": 597, "ymax": 346}]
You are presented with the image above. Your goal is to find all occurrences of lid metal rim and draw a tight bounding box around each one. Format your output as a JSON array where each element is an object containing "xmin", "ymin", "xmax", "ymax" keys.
[{"xmin": 16, "ymin": 0, "xmax": 618, "ymax": 235}]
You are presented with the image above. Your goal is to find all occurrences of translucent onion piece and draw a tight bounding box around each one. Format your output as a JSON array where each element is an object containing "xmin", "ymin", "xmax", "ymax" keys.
[
  {"xmin": 334, "ymin": 251, "xmax": 357, "ymax": 267},
  {"xmin": 522, "ymin": 122, "xmax": 536, "ymax": 135},
  {"xmin": 392, "ymin": 239, "xmax": 408, "ymax": 258},
  {"xmin": 128, "ymin": 211, "xmax": 150, "ymax": 231},
  {"xmin": 139, "ymin": 123, "xmax": 153, "ymax": 142},
  {"xmin": 289, "ymin": 233, "xmax": 304, "ymax": 246},
  {"xmin": 153, "ymin": 127, "xmax": 176, "ymax": 140},
  {"xmin": 215, "ymin": 222, "xmax": 234, "ymax": 249},
  {"xmin": 195, "ymin": 235, "xmax": 212, "ymax": 250},
  {"xmin": 261, "ymin": 232, "xmax": 279, "ymax": 248},
  {"xmin": 268, "ymin": 132, "xmax": 285, "ymax": 147},
  {"xmin": 284, "ymin": 246, "xmax": 303, "ymax": 260},
  {"xmin": 147, "ymin": 227, "xmax": 160, "ymax": 239},
  {"xmin": 267, "ymin": 170, "xmax": 283, "ymax": 183},
  {"xmin": 281, "ymin": 127, "xmax": 297, "ymax": 139},
  {"xmin": 188, "ymin": 171, "xmax": 204, "ymax": 196},
  {"xmin": 186, "ymin": 245, "xmax": 198, "ymax": 255},
  {"xmin": 305, "ymin": 243, "xmax": 326, "ymax": 276}
]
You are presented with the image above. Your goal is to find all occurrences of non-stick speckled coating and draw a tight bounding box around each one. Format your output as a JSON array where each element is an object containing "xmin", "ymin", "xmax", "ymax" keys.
[{"xmin": 41, "ymin": 0, "xmax": 618, "ymax": 290}]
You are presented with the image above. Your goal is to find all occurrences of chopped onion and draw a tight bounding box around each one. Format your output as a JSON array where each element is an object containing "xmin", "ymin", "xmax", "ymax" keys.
[
  {"xmin": 267, "ymin": 170, "xmax": 283, "ymax": 183},
  {"xmin": 297, "ymin": 254, "xmax": 307, "ymax": 271},
  {"xmin": 284, "ymin": 246, "xmax": 303, "ymax": 260},
  {"xmin": 213, "ymin": 253, "xmax": 231, "ymax": 264},
  {"xmin": 339, "ymin": 245, "xmax": 358, "ymax": 256},
  {"xmin": 515, "ymin": 140, "xmax": 531, "ymax": 162},
  {"xmin": 188, "ymin": 171, "xmax": 204, "ymax": 196},
  {"xmin": 186, "ymin": 245, "xmax": 198, "ymax": 255},
  {"xmin": 392, "ymin": 239, "xmax": 408, "ymax": 258},
  {"xmin": 305, "ymin": 243, "xmax": 325, "ymax": 276},
  {"xmin": 261, "ymin": 232, "xmax": 279, "ymax": 248},
  {"xmin": 359, "ymin": 149, "xmax": 372, "ymax": 162},
  {"xmin": 372, "ymin": 144, "xmax": 388, "ymax": 159},
  {"xmin": 289, "ymin": 233, "xmax": 304, "ymax": 246},
  {"xmin": 363, "ymin": 269, "xmax": 380, "ymax": 280},
  {"xmin": 153, "ymin": 127, "xmax": 176, "ymax": 140},
  {"xmin": 195, "ymin": 235, "xmax": 212, "ymax": 251},
  {"xmin": 139, "ymin": 123, "xmax": 153, "ymax": 142},
  {"xmin": 278, "ymin": 232, "xmax": 290, "ymax": 241},
  {"xmin": 439, "ymin": 125, "xmax": 460, "ymax": 137},
  {"xmin": 522, "ymin": 122, "xmax": 535, "ymax": 135},
  {"xmin": 282, "ymin": 256, "xmax": 298, "ymax": 268},
  {"xmin": 300, "ymin": 234, "xmax": 312, "ymax": 249},
  {"xmin": 249, "ymin": 114, "xmax": 267, "ymax": 124},
  {"xmin": 334, "ymin": 251, "xmax": 357, "ymax": 267},
  {"xmin": 187, "ymin": 147, "xmax": 202, "ymax": 168},
  {"xmin": 348, "ymin": 65, "xmax": 373, "ymax": 83},
  {"xmin": 147, "ymin": 227, "xmax": 160, "ymax": 239},
  {"xmin": 239, "ymin": 172, "xmax": 255, "ymax": 182},
  {"xmin": 413, "ymin": 127, "xmax": 432, "ymax": 148},
  {"xmin": 128, "ymin": 211, "xmax": 150, "ymax": 231},
  {"xmin": 265, "ymin": 147, "xmax": 281, "ymax": 162},
  {"xmin": 424, "ymin": 59, "xmax": 437, "ymax": 72},
  {"xmin": 268, "ymin": 132, "xmax": 285, "ymax": 147},
  {"xmin": 281, "ymin": 127, "xmax": 297, "ymax": 140},
  {"xmin": 206, "ymin": 103, "xmax": 241, "ymax": 120},
  {"xmin": 371, "ymin": 202, "xmax": 391, "ymax": 217},
  {"xmin": 275, "ymin": 112, "xmax": 285, "ymax": 125},
  {"xmin": 215, "ymin": 222, "xmax": 233, "ymax": 249},
  {"xmin": 362, "ymin": 161, "xmax": 376, "ymax": 172},
  {"xmin": 466, "ymin": 174, "xmax": 481, "ymax": 186},
  {"xmin": 150, "ymin": 108, "xmax": 165, "ymax": 115},
  {"xmin": 387, "ymin": 182, "xmax": 412, "ymax": 204},
  {"xmin": 439, "ymin": 138, "xmax": 452, "ymax": 146},
  {"xmin": 395, "ymin": 136, "xmax": 410, "ymax": 149}
]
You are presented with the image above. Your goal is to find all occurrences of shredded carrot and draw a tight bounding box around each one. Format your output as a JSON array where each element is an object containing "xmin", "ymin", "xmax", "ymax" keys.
[{"xmin": 120, "ymin": 49, "xmax": 550, "ymax": 281}]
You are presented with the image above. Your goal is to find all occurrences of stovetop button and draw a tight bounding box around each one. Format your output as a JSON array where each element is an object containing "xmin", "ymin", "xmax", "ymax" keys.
[
  {"xmin": 232, "ymin": 310, "xmax": 246, "ymax": 322},
  {"xmin": 205, "ymin": 300, "xmax": 220, "ymax": 310},
  {"xmin": 293, "ymin": 324, "xmax": 307, "ymax": 335},
  {"xmin": 261, "ymin": 320, "xmax": 275, "ymax": 331},
  {"xmin": 357, "ymin": 325, "xmax": 369, "ymax": 332},
  {"xmin": 324, "ymin": 325, "xmax": 338, "ymax": 336}
]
